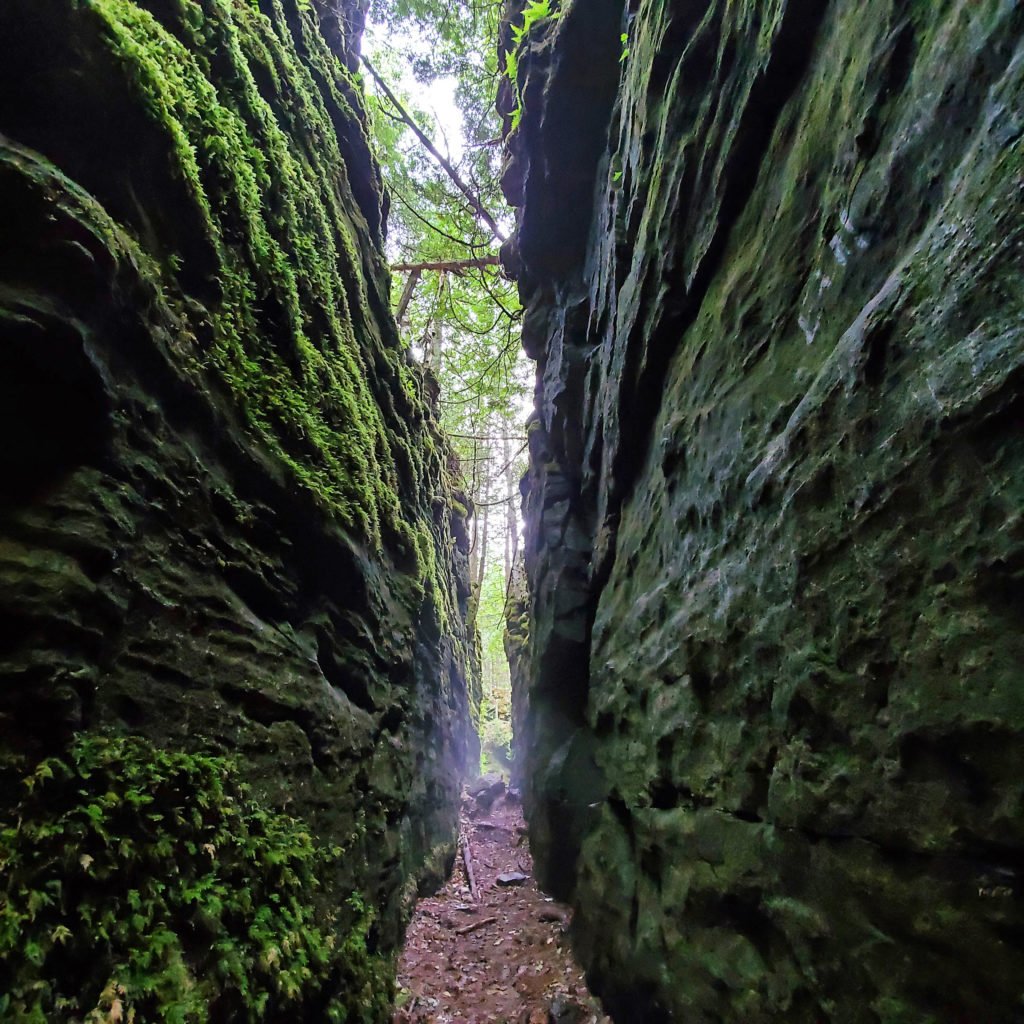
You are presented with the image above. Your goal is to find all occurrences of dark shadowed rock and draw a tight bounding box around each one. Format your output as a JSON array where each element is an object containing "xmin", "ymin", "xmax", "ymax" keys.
[
  {"xmin": 0, "ymin": 0, "xmax": 477, "ymax": 1018},
  {"xmin": 501, "ymin": 0, "xmax": 1024, "ymax": 1020}
]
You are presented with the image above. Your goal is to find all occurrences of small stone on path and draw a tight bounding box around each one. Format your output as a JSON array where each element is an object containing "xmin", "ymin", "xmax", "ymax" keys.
[{"xmin": 497, "ymin": 871, "xmax": 530, "ymax": 886}]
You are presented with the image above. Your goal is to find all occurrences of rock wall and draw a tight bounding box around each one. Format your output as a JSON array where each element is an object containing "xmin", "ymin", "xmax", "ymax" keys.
[
  {"xmin": 0, "ymin": 0, "xmax": 475, "ymax": 1018},
  {"xmin": 503, "ymin": 556, "xmax": 530, "ymax": 791},
  {"xmin": 501, "ymin": 0, "xmax": 1024, "ymax": 1020}
]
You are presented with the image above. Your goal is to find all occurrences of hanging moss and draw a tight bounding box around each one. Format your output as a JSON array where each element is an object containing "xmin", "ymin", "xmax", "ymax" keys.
[{"xmin": 66, "ymin": 0, "xmax": 420, "ymax": 561}]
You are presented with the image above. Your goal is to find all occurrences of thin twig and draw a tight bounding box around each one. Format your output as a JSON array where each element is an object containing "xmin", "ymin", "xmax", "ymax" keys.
[
  {"xmin": 462, "ymin": 832, "xmax": 480, "ymax": 901},
  {"xmin": 454, "ymin": 916, "xmax": 499, "ymax": 936}
]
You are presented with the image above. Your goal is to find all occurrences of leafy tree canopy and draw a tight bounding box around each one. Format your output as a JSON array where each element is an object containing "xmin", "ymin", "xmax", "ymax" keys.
[{"xmin": 364, "ymin": 0, "xmax": 528, "ymax": 767}]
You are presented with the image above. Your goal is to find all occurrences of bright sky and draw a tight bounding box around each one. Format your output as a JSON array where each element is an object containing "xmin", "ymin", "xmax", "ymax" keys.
[{"xmin": 363, "ymin": 18, "xmax": 467, "ymax": 162}]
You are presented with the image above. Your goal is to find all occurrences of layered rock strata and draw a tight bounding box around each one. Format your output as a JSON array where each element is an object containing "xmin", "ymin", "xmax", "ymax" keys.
[
  {"xmin": 0, "ymin": 0, "xmax": 475, "ymax": 1018},
  {"xmin": 501, "ymin": 0, "xmax": 1024, "ymax": 1020}
]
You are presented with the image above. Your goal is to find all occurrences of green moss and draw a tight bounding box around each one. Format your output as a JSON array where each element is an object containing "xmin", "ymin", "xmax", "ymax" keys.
[
  {"xmin": 77, "ymin": 0, "xmax": 429, "ymax": 562},
  {"xmin": 0, "ymin": 734, "xmax": 392, "ymax": 1023}
]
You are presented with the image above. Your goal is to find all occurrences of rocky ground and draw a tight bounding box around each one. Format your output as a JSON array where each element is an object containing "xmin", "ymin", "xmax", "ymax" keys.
[{"xmin": 393, "ymin": 781, "xmax": 611, "ymax": 1024}]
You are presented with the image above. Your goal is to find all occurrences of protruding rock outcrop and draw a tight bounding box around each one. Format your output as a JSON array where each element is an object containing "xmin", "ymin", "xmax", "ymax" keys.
[
  {"xmin": 501, "ymin": 0, "xmax": 1024, "ymax": 1020},
  {"xmin": 0, "ymin": 1, "xmax": 475, "ymax": 1018}
]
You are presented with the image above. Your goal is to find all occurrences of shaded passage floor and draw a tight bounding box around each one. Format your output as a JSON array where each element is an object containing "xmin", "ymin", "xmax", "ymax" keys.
[{"xmin": 393, "ymin": 793, "xmax": 611, "ymax": 1024}]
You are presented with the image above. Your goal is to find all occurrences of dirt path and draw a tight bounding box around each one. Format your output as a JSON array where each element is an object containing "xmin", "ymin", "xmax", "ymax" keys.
[{"xmin": 392, "ymin": 791, "xmax": 611, "ymax": 1024}]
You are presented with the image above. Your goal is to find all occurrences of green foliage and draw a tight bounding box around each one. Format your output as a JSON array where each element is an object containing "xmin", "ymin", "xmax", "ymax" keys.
[
  {"xmin": 505, "ymin": 0, "xmax": 559, "ymax": 131},
  {"xmin": 363, "ymin": 11, "xmax": 526, "ymax": 430},
  {"xmin": 479, "ymin": 717, "xmax": 513, "ymax": 776},
  {"xmin": 366, "ymin": 1, "xmax": 531, "ymax": 743},
  {"xmin": 476, "ymin": 560, "xmax": 515, "ymax": 774},
  {"xmin": 363, "ymin": 0, "xmax": 530, "ymax": 428},
  {"xmin": 0, "ymin": 734, "xmax": 392, "ymax": 1023},
  {"xmin": 511, "ymin": 0, "xmax": 555, "ymax": 48}
]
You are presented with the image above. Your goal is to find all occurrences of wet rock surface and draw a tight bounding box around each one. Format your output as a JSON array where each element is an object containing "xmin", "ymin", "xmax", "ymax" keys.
[
  {"xmin": 502, "ymin": 0, "xmax": 1024, "ymax": 1020},
  {"xmin": 0, "ymin": 0, "xmax": 475, "ymax": 1016}
]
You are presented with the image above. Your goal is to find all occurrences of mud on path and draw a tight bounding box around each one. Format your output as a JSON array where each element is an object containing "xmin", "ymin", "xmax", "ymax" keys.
[{"xmin": 392, "ymin": 790, "xmax": 611, "ymax": 1024}]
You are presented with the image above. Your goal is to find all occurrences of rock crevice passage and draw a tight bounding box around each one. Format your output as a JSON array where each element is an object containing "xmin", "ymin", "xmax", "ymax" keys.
[
  {"xmin": 501, "ymin": 0, "xmax": 1024, "ymax": 1020},
  {"xmin": 1, "ymin": 0, "xmax": 1023, "ymax": 1020}
]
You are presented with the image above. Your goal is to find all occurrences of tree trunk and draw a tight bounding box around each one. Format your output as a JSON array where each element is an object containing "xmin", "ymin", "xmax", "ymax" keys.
[
  {"xmin": 430, "ymin": 322, "xmax": 444, "ymax": 375},
  {"xmin": 395, "ymin": 267, "xmax": 421, "ymax": 327},
  {"xmin": 422, "ymin": 271, "xmax": 447, "ymax": 371}
]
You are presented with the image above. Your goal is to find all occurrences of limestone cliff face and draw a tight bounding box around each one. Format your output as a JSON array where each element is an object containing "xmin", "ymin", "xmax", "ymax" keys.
[
  {"xmin": 0, "ymin": 1, "xmax": 475, "ymax": 1017},
  {"xmin": 501, "ymin": 1, "xmax": 1024, "ymax": 1020}
]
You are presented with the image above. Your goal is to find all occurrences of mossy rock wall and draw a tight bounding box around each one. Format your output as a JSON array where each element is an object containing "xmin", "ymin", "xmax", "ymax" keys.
[
  {"xmin": 501, "ymin": 0, "xmax": 1024, "ymax": 1020},
  {"xmin": 502, "ymin": 557, "xmax": 530, "ymax": 791},
  {"xmin": 0, "ymin": 0, "xmax": 476, "ymax": 1018}
]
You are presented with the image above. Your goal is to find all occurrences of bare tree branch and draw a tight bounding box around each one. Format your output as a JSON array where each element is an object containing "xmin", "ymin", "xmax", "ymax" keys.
[
  {"xmin": 362, "ymin": 56, "xmax": 507, "ymax": 244},
  {"xmin": 391, "ymin": 256, "xmax": 500, "ymax": 274}
]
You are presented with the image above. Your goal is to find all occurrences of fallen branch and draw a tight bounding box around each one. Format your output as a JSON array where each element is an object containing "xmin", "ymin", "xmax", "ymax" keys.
[
  {"xmin": 395, "ymin": 266, "xmax": 421, "ymax": 326},
  {"xmin": 462, "ymin": 833, "xmax": 479, "ymax": 901},
  {"xmin": 455, "ymin": 915, "xmax": 498, "ymax": 937},
  {"xmin": 391, "ymin": 256, "xmax": 500, "ymax": 274},
  {"xmin": 362, "ymin": 57, "xmax": 507, "ymax": 244}
]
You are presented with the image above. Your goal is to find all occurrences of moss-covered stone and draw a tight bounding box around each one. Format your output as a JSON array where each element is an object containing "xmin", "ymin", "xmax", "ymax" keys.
[
  {"xmin": 0, "ymin": 733, "xmax": 392, "ymax": 1022},
  {"xmin": 503, "ymin": 0, "xmax": 1024, "ymax": 1019},
  {"xmin": 0, "ymin": 1, "xmax": 477, "ymax": 1020}
]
